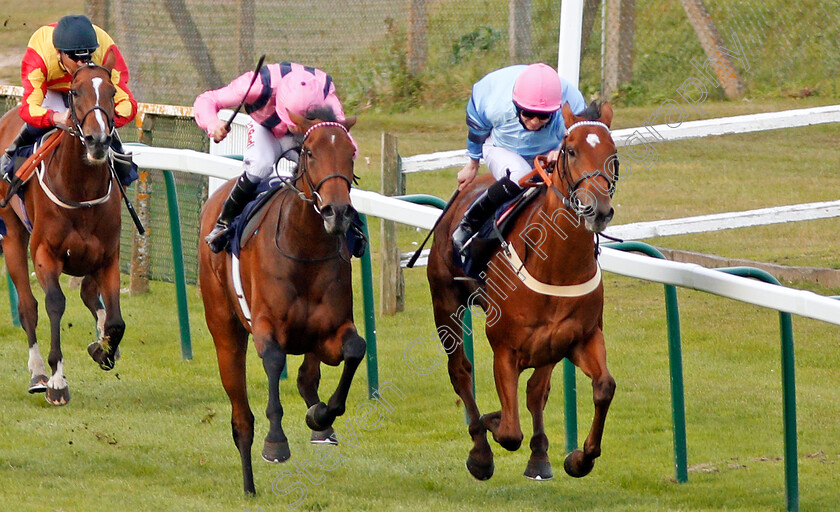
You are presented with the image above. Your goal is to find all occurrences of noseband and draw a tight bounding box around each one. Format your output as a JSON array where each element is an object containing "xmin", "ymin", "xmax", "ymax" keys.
[{"xmin": 293, "ymin": 121, "xmax": 356, "ymax": 213}]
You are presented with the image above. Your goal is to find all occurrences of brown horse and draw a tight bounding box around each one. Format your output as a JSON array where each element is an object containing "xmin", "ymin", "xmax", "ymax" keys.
[
  {"xmin": 198, "ymin": 111, "xmax": 365, "ymax": 494},
  {"xmin": 427, "ymin": 102, "xmax": 618, "ymax": 481},
  {"xmin": 0, "ymin": 63, "xmax": 125, "ymax": 405}
]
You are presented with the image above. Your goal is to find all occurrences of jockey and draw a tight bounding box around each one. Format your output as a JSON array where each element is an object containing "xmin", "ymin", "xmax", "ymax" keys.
[
  {"xmin": 194, "ymin": 62, "xmax": 349, "ymax": 253},
  {"xmin": 452, "ymin": 63, "xmax": 586, "ymax": 260},
  {"xmin": 0, "ymin": 14, "xmax": 138, "ymax": 183}
]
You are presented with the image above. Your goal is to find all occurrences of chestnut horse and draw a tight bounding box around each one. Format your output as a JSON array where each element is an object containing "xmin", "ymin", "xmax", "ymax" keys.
[
  {"xmin": 0, "ymin": 63, "xmax": 125, "ymax": 405},
  {"xmin": 427, "ymin": 102, "xmax": 618, "ymax": 481},
  {"xmin": 198, "ymin": 111, "xmax": 365, "ymax": 494}
]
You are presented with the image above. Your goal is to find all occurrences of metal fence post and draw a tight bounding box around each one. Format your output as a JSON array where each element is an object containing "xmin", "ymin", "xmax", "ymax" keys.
[
  {"xmin": 359, "ymin": 214, "xmax": 379, "ymax": 398},
  {"xmin": 162, "ymin": 170, "xmax": 192, "ymax": 360}
]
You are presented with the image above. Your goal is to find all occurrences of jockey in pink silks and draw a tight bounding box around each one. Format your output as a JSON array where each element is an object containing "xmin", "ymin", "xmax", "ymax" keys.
[{"xmin": 194, "ymin": 62, "xmax": 349, "ymax": 253}]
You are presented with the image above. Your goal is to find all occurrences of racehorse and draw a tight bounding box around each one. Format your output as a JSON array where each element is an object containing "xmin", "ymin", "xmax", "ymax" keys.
[
  {"xmin": 198, "ymin": 110, "xmax": 365, "ymax": 494},
  {"xmin": 427, "ymin": 102, "xmax": 618, "ymax": 481},
  {"xmin": 0, "ymin": 63, "xmax": 125, "ymax": 405}
]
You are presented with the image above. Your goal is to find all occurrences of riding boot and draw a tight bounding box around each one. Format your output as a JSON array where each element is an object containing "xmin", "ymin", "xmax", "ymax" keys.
[
  {"xmin": 452, "ymin": 176, "xmax": 522, "ymax": 258},
  {"xmin": 109, "ymin": 131, "xmax": 138, "ymax": 186},
  {"xmin": 1, "ymin": 124, "xmax": 40, "ymax": 181},
  {"xmin": 205, "ymin": 174, "xmax": 260, "ymax": 253}
]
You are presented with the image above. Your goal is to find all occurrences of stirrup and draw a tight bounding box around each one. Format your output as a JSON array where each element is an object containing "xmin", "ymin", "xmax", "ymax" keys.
[{"xmin": 205, "ymin": 223, "xmax": 231, "ymax": 253}]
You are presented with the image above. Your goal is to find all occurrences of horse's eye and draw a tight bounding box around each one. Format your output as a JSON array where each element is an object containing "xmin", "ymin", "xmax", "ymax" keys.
[{"xmin": 567, "ymin": 148, "xmax": 576, "ymax": 157}]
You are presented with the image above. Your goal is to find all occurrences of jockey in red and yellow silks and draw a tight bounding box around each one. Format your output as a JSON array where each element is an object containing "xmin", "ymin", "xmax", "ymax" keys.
[
  {"xmin": 1, "ymin": 15, "xmax": 139, "ymax": 185},
  {"xmin": 20, "ymin": 22, "xmax": 137, "ymax": 129}
]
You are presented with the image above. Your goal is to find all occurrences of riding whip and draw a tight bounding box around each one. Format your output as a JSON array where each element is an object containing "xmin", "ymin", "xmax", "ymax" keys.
[
  {"xmin": 224, "ymin": 54, "xmax": 266, "ymax": 132},
  {"xmin": 406, "ymin": 188, "xmax": 460, "ymax": 268},
  {"xmin": 112, "ymin": 167, "xmax": 145, "ymax": 235}
]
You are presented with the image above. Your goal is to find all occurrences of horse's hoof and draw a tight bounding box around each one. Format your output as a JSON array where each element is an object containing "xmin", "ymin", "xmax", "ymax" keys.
[
  {"xmin": 45, "ymin": 386, "xmax": 70, "ymax": 406},
  {"xmin": 305, "ymin": 402, "xmax": 331, "ymax": 431},
  {"xmin": 262, "ymin": 439, "xmax": 291, "ymax": 463},
  {"xmin": 87, "ymin": 341, "xmax": 115, "ymax": 371},
  {"xmin": 466, "ymin": 455, "xmax": 494, "ymax": 481},
  {"xmin": 310, "ymin": 427, "xmax": 337, "ymax": 445},
  {"xmin": 524, "ymin": 459, "xmax": 553, "ymax": 481},
  {"xmin": 564, "ymin": 449, "xmax": 595, "ymax": 478},
  {"xmin": 28, "ymin": 375, "xmax": 49, "ymax": 394}
]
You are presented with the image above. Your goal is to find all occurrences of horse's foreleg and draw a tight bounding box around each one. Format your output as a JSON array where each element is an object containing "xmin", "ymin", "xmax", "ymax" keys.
[
  {"xmin": 256, "ymin": 337, "xmax": 291, "ymax": 464},
  {"xmin": 87, "ymin": 263, "xmax": 124, "ymax": 371},
  {"xmin": 524, "ymin": 364, "xmax": 555, "ymax": 480},
  {"xmin": 483, "ymin": 347, "xmax": 523, "ymax": 452},
  {"xmin": 297, "ymin": 353, "xmax": 336, "ymax": 444},
  {"xmin": 564, "ymin": 329, "xmax": 615, "ymax": 478},
  {"xmin": 2, "ymin": 227, "xmax": 46, "ymax": 393},
  {"xmin": 33, "ymin": 249, "xmax": 69, "ymax": 406},
  {"xmin": 80, "ymin": 275, "xmax": 106, "ymax": 337},
  {"xmin": 305, "ymin": 325, "xmax": 365, "ymax": 432}
]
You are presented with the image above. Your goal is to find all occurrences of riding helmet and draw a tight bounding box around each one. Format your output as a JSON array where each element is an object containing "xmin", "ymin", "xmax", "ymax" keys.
[
  {"xmin": 512, "ymin": 63, "xmax": 563, "ymax": 113},
  {"xmin": 53, "ymin": 15, "xmax": 99, "ymax": 57}
]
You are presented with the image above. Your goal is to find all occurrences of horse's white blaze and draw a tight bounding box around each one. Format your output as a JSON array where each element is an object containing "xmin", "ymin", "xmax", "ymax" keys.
[
  {"xmin": 330, "ymin": 134, "xmax": 336, "ymax": 145},
  {"xmin": 90, "ymin": 77, "xmax": 108, "ymax": 133},
  {"xmin": 47, "ymin": 360, "xmax": 67, "ymax": 389},
  {"xmin": 28, "ymin": 343, "xmax": 46, "ymax": 376},
  {"xmin": 586, "ymin": 133, "xmax": 601, "ymax": 148},
  {"xmin": 96, "ymin": 308, "xmax": 106, "ymax": 339}
]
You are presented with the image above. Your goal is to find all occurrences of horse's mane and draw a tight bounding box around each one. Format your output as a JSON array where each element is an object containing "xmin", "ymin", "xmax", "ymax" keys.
[
  {"xmin": 578, "ymin": 101, "xmax": 602, "ymax": 121},
  {"xmin": 303, "ymin": 106, "xmax": 339, "ymax": 122}
]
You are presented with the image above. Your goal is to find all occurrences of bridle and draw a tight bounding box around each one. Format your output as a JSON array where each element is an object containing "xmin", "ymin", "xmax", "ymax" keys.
[
  {"xmin": 291, "ymin": 121, "xmax": 357, "ymax": 214},
  {"xmin": 66, "ymin": 63, "xmax": 116, "ymax": 144},
  {"xmin": 542, "ymin": 120, "xmax": 617, "ymax": 217}
]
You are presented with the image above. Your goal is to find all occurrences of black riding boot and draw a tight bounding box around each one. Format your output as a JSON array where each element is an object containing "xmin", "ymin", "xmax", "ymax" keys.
[
  {"xmin": 110, "ymin": 131, "xmax": 138, "ymax": 186},
  {"xmin": 205, "ymin": 174, "xmax": 260, "ymax": 253},
  {"xmin": 452, "ymin": 176, "xmax": 522, "ymax": 258},
  {"xmin": 1, "ymin": 124, "xmax": 41, "ymax": 180}
]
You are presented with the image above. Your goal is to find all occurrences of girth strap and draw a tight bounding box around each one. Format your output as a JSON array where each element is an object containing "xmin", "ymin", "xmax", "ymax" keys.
[{"xmin": 501, "ymin": 243, "xmax": 601, "ymax": 297}]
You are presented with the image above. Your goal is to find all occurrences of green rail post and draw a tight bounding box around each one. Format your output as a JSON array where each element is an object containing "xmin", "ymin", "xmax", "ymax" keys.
[
  {"xmin": 359, "ymin": 213, "xmax": 378, "ymax": 398},
  {"xmin": 563, "ymin": 359, "xmax": 578, "ymax": 452},
  {"xmin": 605, "ymin": 241, "xmax": 688, "ymax": 482},
  {"xmin": 720, "ymin": 267, "xmax": 798, "ymax": 512},
  {"xmin": 162, "ymin": 170, "xmax": 192, "ymax": 360},
  {"xmin": 7, "ymin": 272, "xmax": 20, "ymax": 327}
]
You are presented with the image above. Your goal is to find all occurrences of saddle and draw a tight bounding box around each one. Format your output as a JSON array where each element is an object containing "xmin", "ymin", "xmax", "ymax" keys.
[
  {"xmin": 457, "ymin": 185, "xmax": 541, "ymax": 280},
  {"xmin": 228, "ymin": 177, "xmax": 367, "ymax": 258}
]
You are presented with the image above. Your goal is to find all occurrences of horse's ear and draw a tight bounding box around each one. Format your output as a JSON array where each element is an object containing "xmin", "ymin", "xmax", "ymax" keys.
[
  {"xmin": 561, "ymin": 102, "xmax": 577, "ymax": 129},
  {"xmin": 287, "ymin": 109, "xmax": 313, "ymax": 134},
  {"xmin": 342, "ymin": 115, "xmax": 356, "ymax": 131},
  {"xmin": 599, "ymin": 102, "xmax": 613, "ymax": 128},
  {"xmin": 101, "ymin": 52, "xmax": 116, "ymax": 73}
]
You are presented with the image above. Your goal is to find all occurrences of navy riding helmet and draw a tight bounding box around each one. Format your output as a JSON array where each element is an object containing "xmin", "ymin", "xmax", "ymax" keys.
[{"xmin": 53, "ymin": 15, "xmax": 99, "ymax": 60}]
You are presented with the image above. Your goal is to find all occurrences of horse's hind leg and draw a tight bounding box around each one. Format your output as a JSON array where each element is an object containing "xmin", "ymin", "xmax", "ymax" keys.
[
  {"xmin": 211, "ymin": 314, "xmax": 256, "ymax": 494},
  {"xmin": 2, "ymin": 225, "xmax": 47, "ymax": 393},
  {"xmin": 431, "ymin": 294, "xmax": 494, "ymax": 481},
  {"xmin": 86, "ymin": 263, "xmax": 125, "ymax": 371},
  {"xmin": 255, "ymin": 336, "xmax": 291, "ymax": 463},
  {"xmin": 305, "ymin": 324, "xmax": 365, "ymax": 432},
  {"xmin": 524, "ymin": 364, "xmax": 555, "ymax": 480},
  {"xmin": 482, "ymin": 347, "xmax": 524, "ymax": 452},
  {"xmin": 32, "ymin": 248, "xmax": 70, "ymax": 405},
  {"xmin": 564, "ymin": 329, "xmax": 615, "ymax": 478},
  {"xmin": 297, "ymin": 353, "xmax": 336, "ymax": 444}
]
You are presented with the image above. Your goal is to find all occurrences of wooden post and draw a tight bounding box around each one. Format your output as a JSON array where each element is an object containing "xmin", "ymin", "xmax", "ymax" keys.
[
  {"xmin": 407, "ymin": 0, "xmax": 428, "ymax": 76},
  {"xmin": 509, "ymin": 0, "xmax": 532, "ymax": 63},
  {"xmin": 603, "ymin": 0, "xmax": 636, "ymax": 100},
  {"xmin": 379, "ymin": 133, "xmax": 404, "ymax": 316},
  {"xmin": 681, "ymin": 0, "xmax": 745, "ymax": 99},
  {"xmin": 130, "ymin": 115, "xmax": 153, "ymax": 295}
]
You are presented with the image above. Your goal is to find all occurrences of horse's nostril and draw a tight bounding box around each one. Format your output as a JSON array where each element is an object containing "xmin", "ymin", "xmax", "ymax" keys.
[{"xmin": 321, "ymin": 205, "xmax": 335, "ymax": 218}]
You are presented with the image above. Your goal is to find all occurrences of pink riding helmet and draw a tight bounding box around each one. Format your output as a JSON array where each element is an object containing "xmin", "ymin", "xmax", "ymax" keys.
[{"xmin": 512, "ymin": 63, "xmax": 563, "ymax": 113}]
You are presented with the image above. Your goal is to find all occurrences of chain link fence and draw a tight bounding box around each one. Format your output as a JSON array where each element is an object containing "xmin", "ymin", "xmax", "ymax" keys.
[{"xmin": 86, "ymin": 0, "xmax": 839, "ymax": 111}]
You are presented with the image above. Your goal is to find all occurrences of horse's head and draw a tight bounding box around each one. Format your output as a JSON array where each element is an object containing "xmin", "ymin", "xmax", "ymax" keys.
[
  {"xmin": 558, "ymin": 101, "xmax": 618, "ymax": 233},
  {"xmin": 288, "ymin": 110, "xmax": 358, "ymax": 235},
  {"xmin": 69, "ymin": 63, "xmax": 116, "ymax": 163}
]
